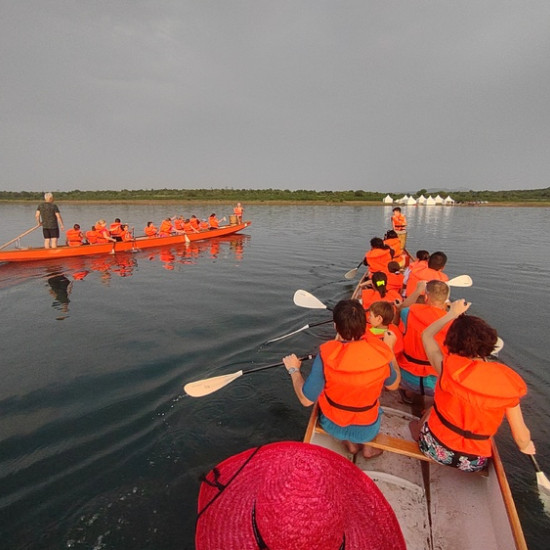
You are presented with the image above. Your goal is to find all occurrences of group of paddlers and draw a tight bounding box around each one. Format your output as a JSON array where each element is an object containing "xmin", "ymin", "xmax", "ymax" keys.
[{"xmin": 283, "ymin": 228, "xmax": 536, "ymax": 473}]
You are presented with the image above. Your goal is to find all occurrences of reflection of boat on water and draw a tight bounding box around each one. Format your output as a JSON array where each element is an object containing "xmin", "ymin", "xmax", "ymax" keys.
[
  {"xmin": 0, "ymin": 233, "xmax": 251, "ymax": 285},
  {"xmin": 0, "ymin": 221, "xmax": 251, "ymax": 263},
  {"xmin": 47, "ymin": 273, "xmax": 72, "ymax": 319}
]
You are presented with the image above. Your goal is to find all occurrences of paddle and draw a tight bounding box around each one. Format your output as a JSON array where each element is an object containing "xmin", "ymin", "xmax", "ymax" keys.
[
  {"xmin": 530, "ymin": 455, "xmax": 550, "ymax": 495},
  {"xmin": 447, "ymin": 274, "xmax": 473, "ymax": 287},
  {"xmin": 265, "ymin": 319, "xmax": 333, "ymax": 344},
  {"xmin": 184, "ymin": 354, "xmax": 314, "ymax": 397},
  {"xmin": 0, "ymin": 224, "xmax": 40, "ymax": 250},
  {"xmin": 344, "ymin": 260, "xmax": 364, "ymax": 280},
  {"xmin": 293, "ymin": 289, "xmax": 332, "ymax": 310}
]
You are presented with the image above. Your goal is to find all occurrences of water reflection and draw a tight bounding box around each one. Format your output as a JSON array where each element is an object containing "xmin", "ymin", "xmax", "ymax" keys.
[{"xmin": 47, "ymin": 273, "xmax": 72, "ymax": 319}]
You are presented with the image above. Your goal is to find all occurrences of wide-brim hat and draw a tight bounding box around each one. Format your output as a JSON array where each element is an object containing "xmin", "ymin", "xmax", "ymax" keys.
[{"xmin": 196, "ymin": 441, "xmax": 405, "ymax": 550}]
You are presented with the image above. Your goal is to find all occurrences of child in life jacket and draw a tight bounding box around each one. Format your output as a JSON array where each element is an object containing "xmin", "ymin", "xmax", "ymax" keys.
[
  {"xmin": 282, "ymin": 299, "xmax": 401, "ymax": 459},
  {"xmin": 366, "ymin": 301, "xmax": 403, "ymax": 356}
]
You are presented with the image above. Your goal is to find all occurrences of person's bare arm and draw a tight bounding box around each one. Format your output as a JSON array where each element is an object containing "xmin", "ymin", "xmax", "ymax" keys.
[
  {"xmin": 283, "ymin": 354, "xmax": 314, "ymax": 406},
  {"xmin": 506, "ymin": 404, "xmax": 535, "ymax": 454}
]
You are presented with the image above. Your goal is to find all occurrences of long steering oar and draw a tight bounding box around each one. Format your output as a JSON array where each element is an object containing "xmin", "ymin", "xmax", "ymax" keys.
[
  {"xmin": 0, "ymin": 224, "xmax": 40, "ymax": 250},
  {"xmin": 184, "ymin": 354, "xmax": 314, "ymax": 397},
  {"xmin": 344, "ymin": 260, "xmax": 365, "ymax": 280},
  {"xmin": 447, "ymin": 274, "xmax": 473, "ymax": 287},
  {"xmin": 265, "ymin": 319, "xmax": 333, "ymax": 344},
  {"xmin": 293, "ymin": 289, "xmax": 332, "ymax": 310}
]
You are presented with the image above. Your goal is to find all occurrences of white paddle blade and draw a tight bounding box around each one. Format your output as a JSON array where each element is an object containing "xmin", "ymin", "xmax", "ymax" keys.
[
  {"xmin": 184, "ymin": 370, "xmax": 243, "ymax": 397},
  {"xmin": 344, "ymin": 268, "xmax": 358, "ymax": 280},
  {"xmin": 537, "ymin": 471, "xmax": 550, "ymax": 495},
  {"xmin": 184, "ymin": 234, "xmax": 191, "ymax": 243},
  {"xmin": 293, "ymin": 290, "xmax": 328, "ymax": 310},
  {"xmin": 447, "ymin": 275, "xmax": 473, "ymax": 287},
  {"xmin": 492, "ymin": 337, "xmax": 504, "ymax": 355}
]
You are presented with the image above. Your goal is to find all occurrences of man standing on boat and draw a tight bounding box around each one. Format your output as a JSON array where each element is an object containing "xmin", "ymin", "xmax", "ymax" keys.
[
  {"xmin": 36, "ymin": 192, "xmax": 64, "ymax": 249},
  {"xmin": 391, "ymin": 207, "xmax": 407, "ymax": 248},
  {"xmin": 233, "ymin": 202, "xmax": 243, "ymax": 224}
]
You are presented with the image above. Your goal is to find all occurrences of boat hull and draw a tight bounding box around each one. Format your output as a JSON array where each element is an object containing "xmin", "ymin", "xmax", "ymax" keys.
[{"xmin": 0, "ymin": 222, "xmax": 251, "ymax": 263}]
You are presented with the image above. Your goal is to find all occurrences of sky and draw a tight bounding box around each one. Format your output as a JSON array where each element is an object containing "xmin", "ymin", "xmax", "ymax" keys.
[{"xmin": 2, "ymin": 1, "xmax": 550, "ymax": 194}]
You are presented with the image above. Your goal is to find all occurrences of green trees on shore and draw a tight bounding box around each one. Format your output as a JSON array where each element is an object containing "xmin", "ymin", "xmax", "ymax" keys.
[{"xmin": 1, "ymin": 187, "xmax": 549, "ymax": 203}]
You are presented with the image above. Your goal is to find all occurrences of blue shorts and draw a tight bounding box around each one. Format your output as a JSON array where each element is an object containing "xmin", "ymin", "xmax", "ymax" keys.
[{"xmin": 400, "ymin": 369, "xmax": 436, "ymax": 396}]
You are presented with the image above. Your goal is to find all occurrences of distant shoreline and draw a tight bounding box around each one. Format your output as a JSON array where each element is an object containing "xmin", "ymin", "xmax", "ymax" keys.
[{"xmin": 1, "ymin": 199, "xmax": 549, "ymax": 207}]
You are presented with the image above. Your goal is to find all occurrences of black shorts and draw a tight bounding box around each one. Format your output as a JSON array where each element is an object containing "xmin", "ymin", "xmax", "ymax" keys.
[{"xmin": 43, "ymin": 228, "xmax": 60, "ymax": 239}]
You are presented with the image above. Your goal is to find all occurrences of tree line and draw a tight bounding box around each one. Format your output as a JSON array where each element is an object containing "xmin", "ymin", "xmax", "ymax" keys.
[{"xmin": 1, "ymin": 187, "xmax": 549, "ymax": 203}]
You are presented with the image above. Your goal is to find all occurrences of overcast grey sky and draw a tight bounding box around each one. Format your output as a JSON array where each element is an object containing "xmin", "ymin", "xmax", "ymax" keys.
[{"xmin": 2, "ymin": 1, "xmax": 550, "ymax": 193}]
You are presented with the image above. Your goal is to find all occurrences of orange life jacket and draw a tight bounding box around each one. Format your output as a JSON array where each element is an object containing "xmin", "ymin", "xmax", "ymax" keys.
[
  {"xmin": 144, "ymin": 225, "xmax": 157, "ymax": 237},
  {"xmin": 190, "ymin": 217, "xmax": 200, "ymax": 229},
  {"xmin": 428, "ymin": 354, "xmax": 527, "ymax": 456},
  {"xmin": 183, "ymin": 221, "xmax": 194, "ymax": 232},
  {"xmin": 365, "ymin": 324, "xmax": 404, "ymax": 356},
  {"xmin": 234, "ymin": 206, "xmax": 243, "ymax": 216},
  {"xmin": 199, "ymin": 220, "xmax": 209, "ymax": 230},
  {"xmin": 406, "ymin": 266, "xmax": 448, "ymax": 297},
  {"xmin": 318, "ymin": 339, "xmax": 393, "ymax": 427},
  {"xmin": 174, "ymin": 219, "xmax": 185, "ymax": 231},
  {"xmin": 159, "ymin": 220, "xmax": 173, "ymax": 236},
  {"xmin": 384, "ymin": 237, "xmax": 402, "ymax": 258},
  {"xmin": 397, "ymin": 304, "xmax": 449, "ymax": 377},
  {"xmin": 109, "ymin": 222, "xmax": 122, "ymax": 237},
  {"xmin": 66, "ymin": 228, "xmax": 83, "ymax": 247},
  {"xmin": 95, "ymin": 227, "xmax": 111, "ymax": 243},
  {"xmin": 120, "ymin": 229, "xmax": 132, "ymax": 241},
  {"xmin": 361, "ymin": 288, "xmax": 402, "ymax": 311},
  {"xmin": 386, "ymin": 272, "xmax": 404, "ymax": 292},
  {"xmin": 86, "ymin": 230, "xmax": 98, "ymax": 244},
  {"xmin": 392, "ymin": 213, "xmax": 407, "ymax": 231},
  {"xmin": 365, "ymin": 248, "xmax": 393, "ymax": 274},
  {"xmin": 209, "ymin": 216, "xmax": 219, "ymax": 229}
]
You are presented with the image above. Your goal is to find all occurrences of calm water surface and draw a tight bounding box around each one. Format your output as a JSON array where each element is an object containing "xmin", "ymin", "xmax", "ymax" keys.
[{"xmin": 1, "ymin": 203, "xmax": 549, "ymax": 549}]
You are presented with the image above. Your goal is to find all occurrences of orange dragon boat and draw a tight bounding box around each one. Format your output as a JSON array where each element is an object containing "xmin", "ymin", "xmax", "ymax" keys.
[{"xmin": 0, "ymin": 221, "xmax": 251, "ymax": 263}]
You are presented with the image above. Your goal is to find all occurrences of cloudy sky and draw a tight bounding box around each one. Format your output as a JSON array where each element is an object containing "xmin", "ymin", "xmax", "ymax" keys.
[{"xmin": 2, "ymin": 1, "xmax": 550, "ymax": 193}]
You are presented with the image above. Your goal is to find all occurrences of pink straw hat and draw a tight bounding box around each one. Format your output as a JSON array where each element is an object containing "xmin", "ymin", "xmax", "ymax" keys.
[{"xmin": 196, "ymin": 441, "xmax": 405, "ymax": 550}]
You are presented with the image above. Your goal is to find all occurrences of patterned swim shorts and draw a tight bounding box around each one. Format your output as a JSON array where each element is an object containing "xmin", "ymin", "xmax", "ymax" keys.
[{"xmin": 418, "ymin": 422, "xmax": 489, "ymax": 472}]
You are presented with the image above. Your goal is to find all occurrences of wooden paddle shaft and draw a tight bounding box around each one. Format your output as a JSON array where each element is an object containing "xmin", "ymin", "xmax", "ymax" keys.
[{"xmin": 0, "ymin": 224, "xmax": 41, "ymax": 250}]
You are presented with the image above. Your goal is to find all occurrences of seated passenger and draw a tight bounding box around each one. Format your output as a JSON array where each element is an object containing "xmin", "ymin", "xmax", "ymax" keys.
[
  {"xmin": 119, "ymin": 224, "xmax": 133, "ymax": 241},
  {"xmin": 360, "ymin": 271, "xmax": 402, "ymax": 311},
  {"xmin": 109, "ymin": 218, "xmax": 123, "ymax": 241},
  {"xmin": 190, "ymin": 215, "xmax": 200, "ymax": 230},
  {"xmin": 95, "ymin": 220, "xmax": 116, "ymax": 243},
  {"xmin": 386, "ymin": 261, "xmax": 405, "ymax": 293},
  {"xmin": 182, "ymin": 218, "xmax": 199, "ymax": 233},
  {"xmin": 282, "ymin": 299, "xmax": 400, "ymax": 459},
  {"xmin": 405, "ymin": 251, "xmax": 448, "ymax": 297},
  {"xmin": 144, "ymin": 221, "xmax": 158, "ymax": 237},
  {"xmin": 86, "ymin": 225, "xmax": 98, "ymax": 244},
  {"xmin": 66, "ymin": 224, "xmax": 85, "ymax": 247},
  {"xmin": 364, "ymin": 237, "xmax": 393, "ymax": 276},
  {"xmin": 159, "ymin": 217, "xmax": 174, "ymax": 237},
  {"xmin": 403, "ymin": 249, "xmax": 429, "ymax": 286},
  {"xmin": 199, "ymin": 218, "xmax": 209, "ymax": 231},
  {"xmin": 366, "ymin": 300, "xmax": 403, "ymax": 356},
  {"xmin": 410, "ymin": 299, "xmax": 536, "ymax": 472},
  {"xmin": 208, "ymin": 213, "xmax": 220, "ymax": 229},
  {"xmin": 384, "ymin": 230, "xmax": 404, "ymax": 265}
]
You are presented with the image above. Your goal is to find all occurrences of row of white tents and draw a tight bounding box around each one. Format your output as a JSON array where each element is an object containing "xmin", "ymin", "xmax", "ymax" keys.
[{"xmin": 383, "ymin": 194, "xmax": 455, "ymax": 206}]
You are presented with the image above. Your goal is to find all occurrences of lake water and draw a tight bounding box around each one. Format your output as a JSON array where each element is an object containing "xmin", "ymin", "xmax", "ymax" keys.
[{"xmin": 1, "ymin": 202, "xmax": 549, "ymax": 549}]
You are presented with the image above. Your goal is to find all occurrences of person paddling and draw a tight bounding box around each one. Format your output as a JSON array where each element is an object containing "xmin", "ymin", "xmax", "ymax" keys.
[{"xmin": 410, "ymin": 299, "xmax": 536, "ymax": 472}]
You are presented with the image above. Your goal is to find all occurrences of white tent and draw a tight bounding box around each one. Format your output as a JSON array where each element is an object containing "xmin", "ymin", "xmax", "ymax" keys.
[
  {"xmin": 417, "ymin": 194, "xmax": 426, "ymax": 205},
  {"xmin": 435, "ymin": 194, "xmax": 444, "ymax": 205},
  {"xmin": 443, "ymin": 195, "xmax": 455, "ymax": 205},
  {"xmin": 425, "ymin": 195, "xmax": 436, "ymax": 206},
  {"xmin": 405, "ymin": 196, "xmax": 417, "ymax": 205},
  {"xmin": 396, "ymin": 195, "xmax": 409, "ymax": 204},
  {"xmin": 383, "ymin": 195, "xmax": 393, "ymax": 204}
]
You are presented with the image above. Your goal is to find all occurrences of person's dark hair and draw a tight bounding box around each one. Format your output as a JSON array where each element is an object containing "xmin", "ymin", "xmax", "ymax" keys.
[
  {"xmin": 115, "ymin": 218, "xmax": 121, "ymax": 223},
  {"xmin": 385, "ymin": 230, "xmax": 398, "ymax": 240},
  {"xmin": 428, "ymin": 251, "xmax": 447, "ymax": 270},
  {"xmin": 333, "ymin": 300, "xmax": 366, "ymax": 341},
  {"xmin": 147, "ymin": 221, "xmax": 153, "ymax": 227},
  {"xmin": 392, "ymin": 207, "xmax": 401, "ymax": 212},
  {"xmin": 416, "ymin": 250, "xmax": 430, "ymax": 261},
  {"xmin": 444, "ymin": 315, "xmax": 498, "ymax": 358},
  {"xmin": 74, "ymin": 224, "xmax": 80, "ymax": 230},
  {"xmin": 369, "ymin": 301, "xmax": 395, "ymax": 325},
  {"xmin": 371, "ymin": 271, "xmax": 388, "ymax": 298},
  {"xmin": 370, "ymin": 237, "xmax": 385, "ymax": 249},
  {"xmin": 387, "ymin": 261, "xmax": 401, "ymax": 274}
]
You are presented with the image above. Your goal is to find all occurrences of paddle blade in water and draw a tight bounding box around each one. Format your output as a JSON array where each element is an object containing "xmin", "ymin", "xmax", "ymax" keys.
[
  {"xmin": 447, "ymin": 275, "xmax": 473, "ymax": 287},
  {"xmin": 293, "ymin": 290, "xmax": 328, "ymax": 309},
  {"xmin": 344, "ymin": 267, "xmax": 358, "ymax": 279},
  {"xmin": 184, "ymin": 370, "xmax": 243, "ymax": 397}
]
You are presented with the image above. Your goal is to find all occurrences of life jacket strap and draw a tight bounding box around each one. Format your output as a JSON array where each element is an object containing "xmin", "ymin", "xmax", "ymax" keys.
[
  {"xmin": 403, "ymin": 351, "xmax": 431, "ymax": 366},
  {"xmin": 324, "ymin": 393, "xmax": 378, "ymax": 413},
  {"xmin": 433, "ymin": 402, "xmax": 491, "ymax": 441}
]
